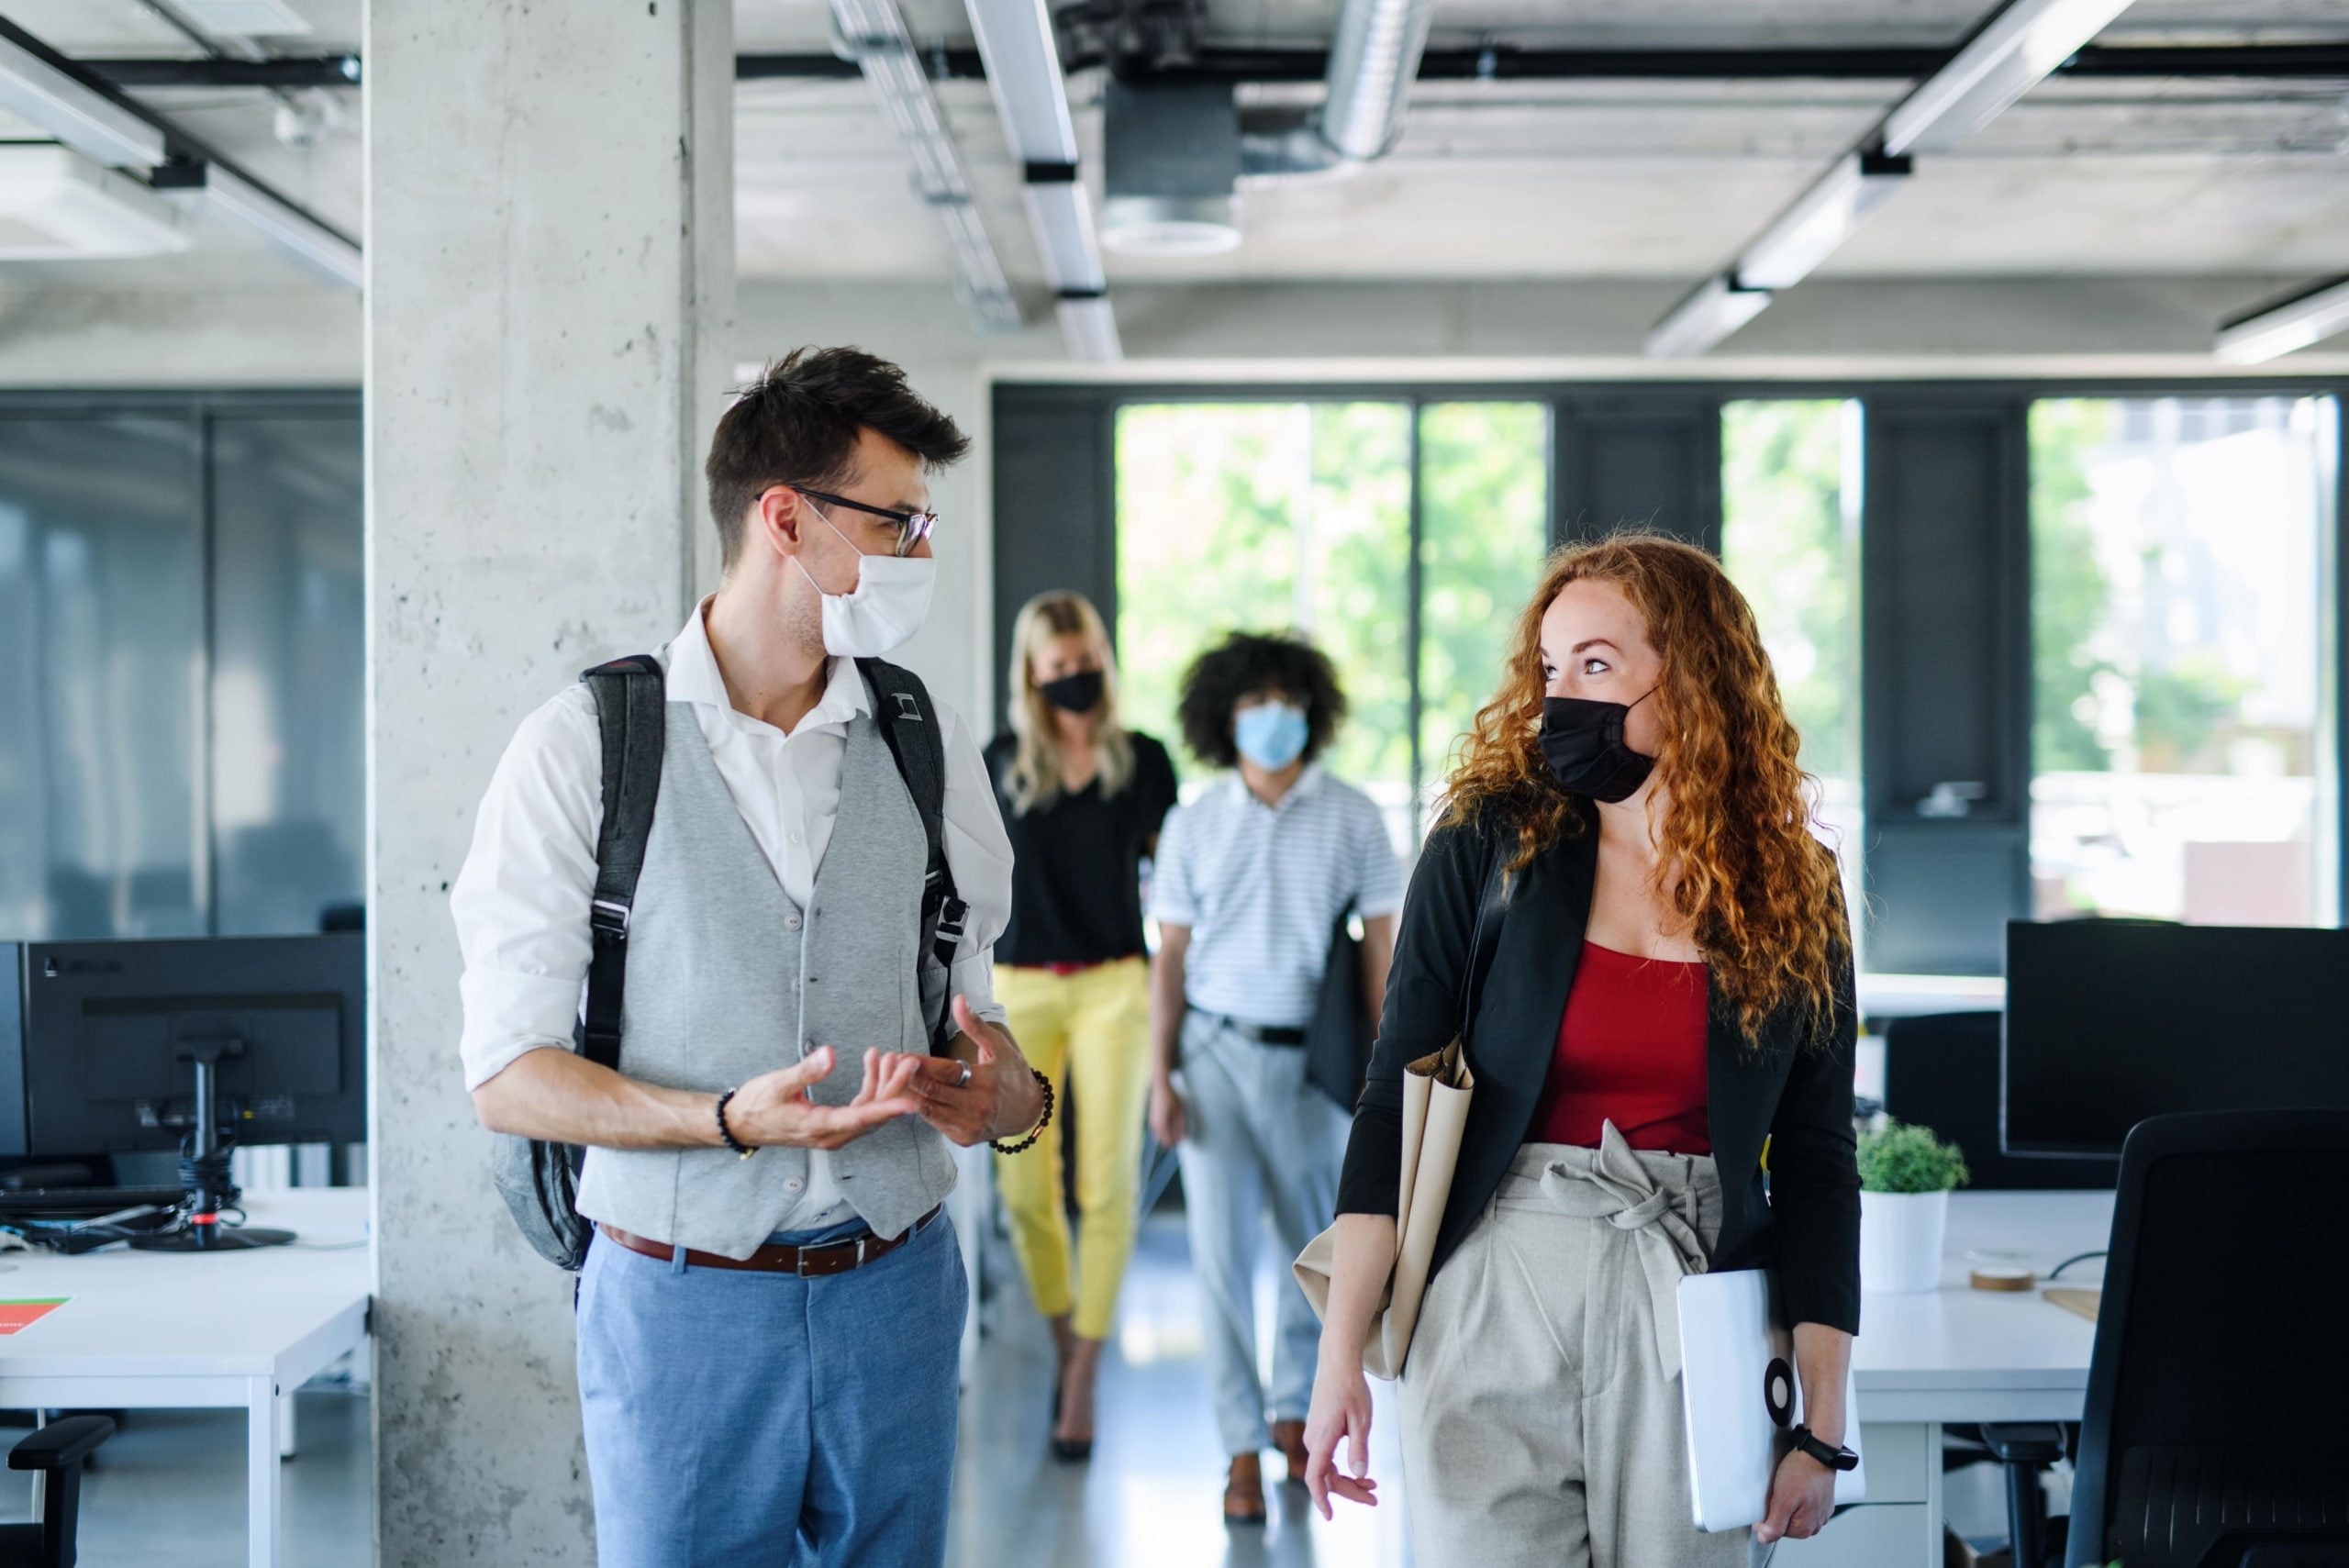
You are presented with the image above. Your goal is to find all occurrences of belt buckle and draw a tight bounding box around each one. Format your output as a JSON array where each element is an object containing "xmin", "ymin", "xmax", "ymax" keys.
[{"xmin": 794, "ymin": 1235, "xmax": 870, "ymax": 1277}]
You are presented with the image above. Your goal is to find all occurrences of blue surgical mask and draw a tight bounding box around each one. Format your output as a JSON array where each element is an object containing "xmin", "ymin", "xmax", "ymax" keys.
[{"xmin": 1233, "ymin": 702, "xmax": 1309, "ymax": 771}]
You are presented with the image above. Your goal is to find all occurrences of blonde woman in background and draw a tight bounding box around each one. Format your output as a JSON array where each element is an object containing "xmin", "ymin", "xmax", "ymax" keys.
[{"xmin": 985, "ymin": 591, "xmax": 1179, "ymax": 1460}]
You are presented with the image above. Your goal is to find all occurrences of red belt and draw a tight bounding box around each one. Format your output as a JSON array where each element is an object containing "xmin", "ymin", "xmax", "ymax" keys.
[{"xmin": 596, "ymin": 1206, "xmax": 941, "ymax": 1277}]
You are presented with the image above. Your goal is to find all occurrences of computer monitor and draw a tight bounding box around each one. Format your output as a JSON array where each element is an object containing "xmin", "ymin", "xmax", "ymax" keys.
[
  {"xmin": 2002, "ymin": 918, "xmax": 2349, "ymax": 1159},
  {"xmin": 0, "ymin": 936, "xmax": 365, "ymax": 1157}
]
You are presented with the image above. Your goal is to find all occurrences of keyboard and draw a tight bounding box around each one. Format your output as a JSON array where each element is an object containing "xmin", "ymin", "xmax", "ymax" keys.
[{"xmin": 0, "ymin": 1186, "xmax": 187, "ymax": 1217}]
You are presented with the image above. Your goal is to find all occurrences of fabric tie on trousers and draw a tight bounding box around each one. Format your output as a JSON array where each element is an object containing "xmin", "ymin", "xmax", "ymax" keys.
[{"xmin": 1531, "ymin": 1122, "xmax": 1709, "ymax": 1382}]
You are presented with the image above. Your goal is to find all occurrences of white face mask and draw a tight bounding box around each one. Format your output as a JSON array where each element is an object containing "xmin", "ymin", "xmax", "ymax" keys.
[{"xmin": 793, "ymin": 504, "xmax": 935, "ymax": 658}]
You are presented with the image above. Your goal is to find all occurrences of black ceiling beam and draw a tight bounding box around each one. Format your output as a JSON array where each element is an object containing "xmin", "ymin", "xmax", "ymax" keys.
[
  {"xmin": 76, "ymin": 40, "xmax": 2349, "ymax": 94},
  {"xmin": 732, "ymin": 40, "xmax": 2349, "ymax": 83},
  {"xmin": 83, "ymin": 55, "xmax": 362, "ymax": 89}
]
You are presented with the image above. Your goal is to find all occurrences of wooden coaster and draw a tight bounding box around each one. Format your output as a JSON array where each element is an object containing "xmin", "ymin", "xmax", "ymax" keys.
[{"xmin": 1968, "ymin": 1265, "xmax": 2035, "ymax": 1292}]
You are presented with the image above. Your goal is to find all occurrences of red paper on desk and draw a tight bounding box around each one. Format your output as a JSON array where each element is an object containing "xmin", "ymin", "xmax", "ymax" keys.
[{"xmin": 0, "ymin": 1298, "xmax": 68, "ymax": 1335}]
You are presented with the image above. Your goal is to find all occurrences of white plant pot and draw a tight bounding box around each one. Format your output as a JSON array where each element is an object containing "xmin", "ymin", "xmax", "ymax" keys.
[{"xmin": 1859, "ymin": 1188, "xmax": 1950, "ymax": 1294}]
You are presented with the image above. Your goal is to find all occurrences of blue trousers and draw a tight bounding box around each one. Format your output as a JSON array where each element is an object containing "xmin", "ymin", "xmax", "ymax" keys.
[{"xmin": 576, "ymin": 1212, "xmax": 966, "ymax": 1568}]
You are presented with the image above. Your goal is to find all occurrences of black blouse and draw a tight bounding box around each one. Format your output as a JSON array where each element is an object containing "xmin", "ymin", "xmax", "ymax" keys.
[
  {"xmin": 1335, "ymin": 807, "xmax": 1863, "ymax": 1336},
  {"xmin": 985, "ymin": 731, "xmax": 1179, "ymax": 967}
]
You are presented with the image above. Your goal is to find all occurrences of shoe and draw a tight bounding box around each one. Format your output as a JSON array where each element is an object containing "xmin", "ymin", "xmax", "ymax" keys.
[
  {"xmin": 1222, "ymin": 1452, "xmax": 1267, "ymax": 1526},
  {"xmin": 1272, "ymin": 1419, "xmax": 1309, "ymax": 1485},
  {"xmin": 1052, "ymin": 1434, "xmax": 1094, "ymax": 1462}
]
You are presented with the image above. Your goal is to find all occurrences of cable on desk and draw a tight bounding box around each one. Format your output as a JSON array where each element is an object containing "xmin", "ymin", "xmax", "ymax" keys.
[{"xmin": 2047, "ymin": 1251, "xmax": 2106, "ymax": 1280}]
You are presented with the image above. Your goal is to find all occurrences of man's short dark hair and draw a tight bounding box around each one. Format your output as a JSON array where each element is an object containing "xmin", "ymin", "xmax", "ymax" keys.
[
  {"xmin": 706, "ymin": 347, "xmax": 971, "ymax": 566},
  {"xmin": 1176, "ymin": 631, "xmax": 1348, "ymax": 769}
]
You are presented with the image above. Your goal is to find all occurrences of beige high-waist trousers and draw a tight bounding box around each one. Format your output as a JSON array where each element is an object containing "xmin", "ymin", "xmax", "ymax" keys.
[{"xmin": 1398, "ymin": 1126, "xmax": 1765, "ymax": 1568}]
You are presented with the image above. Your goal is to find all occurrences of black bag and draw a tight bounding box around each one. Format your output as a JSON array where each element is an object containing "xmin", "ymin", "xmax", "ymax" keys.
[
  {"xmin": 490, "ymin": 652, "xmax": 964, "ymax": 1271},
  {"xmin": 1304, "ymin": 902, "xmax": 1373, "ymax": 1111}
]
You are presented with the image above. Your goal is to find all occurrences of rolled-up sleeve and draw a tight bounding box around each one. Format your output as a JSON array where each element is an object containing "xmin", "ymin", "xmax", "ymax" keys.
[
  {"xmin": 1767, "ymin": 919, "xmax": 1864, "ymax": 1336},
  {"xmin": 449, "ymin": 689, "xmax": 604, "ymax": 1092},
  {"xmin": 1336, "ymin": 819, "xmax": 1490, "ymax": 1219}
]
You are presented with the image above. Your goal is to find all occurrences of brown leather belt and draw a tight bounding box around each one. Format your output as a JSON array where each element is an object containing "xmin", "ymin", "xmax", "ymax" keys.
[{"xmin": 596, "ymin": 1205, "xmax": 941, "ymax": 1277}]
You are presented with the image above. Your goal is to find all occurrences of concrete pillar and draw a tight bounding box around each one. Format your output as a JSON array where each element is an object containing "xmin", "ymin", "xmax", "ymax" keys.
[{"xmin": 364, "ymin": 3, "xmax": 733, "ymax": 1562}]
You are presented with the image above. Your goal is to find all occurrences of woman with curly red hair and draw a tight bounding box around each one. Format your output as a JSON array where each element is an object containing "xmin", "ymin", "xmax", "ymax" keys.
[{"xmin": 1299, "ymin": 533, "xmax": 1861, "ymax": 1566}]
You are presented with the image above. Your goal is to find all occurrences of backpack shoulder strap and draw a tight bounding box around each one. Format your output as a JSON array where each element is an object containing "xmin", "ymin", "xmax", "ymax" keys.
[
  {"xmin": 577, "ymin": 654, "xmax": 666, "ymax": 1072},
  {"xmin": 856, "ymin": 657, "xmax": 964, "ymax": 1051}
]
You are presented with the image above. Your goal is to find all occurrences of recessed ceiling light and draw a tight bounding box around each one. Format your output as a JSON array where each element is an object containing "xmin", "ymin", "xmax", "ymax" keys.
[{"xmin": 178, "ymin": 1, "xmax": 314, "ymax": 38}]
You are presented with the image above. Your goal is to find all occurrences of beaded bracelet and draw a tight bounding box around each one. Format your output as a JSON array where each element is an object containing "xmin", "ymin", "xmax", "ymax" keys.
[
  {"xmin": 989, "ymin": 1068, "xmax": 1054, "ymax": 1155},
  {"xmin": 715, "ymin": 1087, "xmax": 753, "ymax": 1159}
]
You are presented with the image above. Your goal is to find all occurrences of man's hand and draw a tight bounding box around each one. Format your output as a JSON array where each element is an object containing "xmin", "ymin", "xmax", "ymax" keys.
[
  {"xmin": 724, "ymin": 1046, "xmax": 923, "ymax": 1151},
  {"xmin": 904, "ymin": 996, "xmax": 1046, "ymax": 1148},
  {"xmin": 1147, "ymin": 1073, "xmax": 1186, "ymax": 1148}
]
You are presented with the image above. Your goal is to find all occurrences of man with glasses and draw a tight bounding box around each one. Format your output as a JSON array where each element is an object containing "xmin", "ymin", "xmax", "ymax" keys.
[{"xmin": 454, "ymin": 347, "xmax": 1046, "ymax": 1567}]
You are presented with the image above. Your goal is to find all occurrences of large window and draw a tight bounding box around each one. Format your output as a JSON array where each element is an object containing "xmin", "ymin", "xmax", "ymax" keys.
[
  {"xmin": 1720, "ymin": 400, "xmax": 1865, "ymax": 889},
  {"xmin": 1012, "ymin": 379, "xmax": 2344, "ymax": 972},
  {"xmin": 1115, "ymin": 400, "xmax": 1548, "ymax": 848},
  {"xmin": 2030, "ymin": 395, "xmax": 2339, "ymax": 925}
]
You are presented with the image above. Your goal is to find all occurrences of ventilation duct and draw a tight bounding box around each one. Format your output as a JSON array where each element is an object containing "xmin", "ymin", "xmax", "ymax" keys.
[
  {"xmin": 1241, "ymin": 0, "xmax": 1437, "ymax": 177},
  {"xmin": 1100, "ymin": 80, "xmax": 1241, "ymax": 257}
]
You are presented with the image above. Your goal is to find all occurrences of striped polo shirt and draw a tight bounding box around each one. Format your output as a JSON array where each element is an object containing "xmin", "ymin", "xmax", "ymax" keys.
[{"xmin": 1150, "ymin": 765, "xmax": 1407, "ymax": 1029}]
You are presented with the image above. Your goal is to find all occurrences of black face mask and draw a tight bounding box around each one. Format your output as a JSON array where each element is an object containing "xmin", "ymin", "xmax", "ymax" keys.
[
  {"xmin": 1039, "ymin": 670, "xmax": 1105, "ymax": 714},
  {"xmin": 1540, "ymin": 690, "xmax": 1656, "ymax": 803}
]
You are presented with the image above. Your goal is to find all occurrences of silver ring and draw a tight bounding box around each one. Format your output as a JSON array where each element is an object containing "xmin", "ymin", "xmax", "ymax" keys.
[{"xmin": 956, "ymin": 1061, "xmax": 974, "ymax": 1089}]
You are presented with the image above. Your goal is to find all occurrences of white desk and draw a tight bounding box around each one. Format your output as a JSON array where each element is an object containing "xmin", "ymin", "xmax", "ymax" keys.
[
  {"xmin": 1778, "ymin": 1190, "xmax": 2113, "ymax": 1568},
  {"xmin": 0, "ymin": 1189, "xmax": 371, "ymax": 1568}
]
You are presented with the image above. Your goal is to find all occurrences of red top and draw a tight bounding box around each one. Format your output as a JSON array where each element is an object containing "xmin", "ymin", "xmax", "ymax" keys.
[{"xmin": 1530, "ymin": 941, "xmax": 1712, "ymax": 1153}]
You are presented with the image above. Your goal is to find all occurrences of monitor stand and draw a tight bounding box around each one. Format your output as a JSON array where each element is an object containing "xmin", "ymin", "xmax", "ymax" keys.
[{"xmin": 129, "ymin": 1040, "xmax": 293, "ymax": 1252}]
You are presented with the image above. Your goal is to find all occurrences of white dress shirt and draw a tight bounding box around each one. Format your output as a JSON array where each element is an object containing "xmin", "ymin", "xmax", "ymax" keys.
[{"xmin": 451, "ymin": 598, "xmax": 1014, "ymax": 1229}]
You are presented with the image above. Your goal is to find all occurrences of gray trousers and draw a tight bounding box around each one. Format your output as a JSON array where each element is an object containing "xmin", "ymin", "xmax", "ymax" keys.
[
  {"xmin": 1174, "ymin": 1011, "xmax": 1353, "ymax": 1456},
  {"xmin": 1399, "ymin": 1132, "xmax": 1762, "ymax": 1568}
]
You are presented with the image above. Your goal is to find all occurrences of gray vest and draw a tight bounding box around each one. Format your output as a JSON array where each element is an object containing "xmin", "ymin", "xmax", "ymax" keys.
[{"xmin": 572, "ymin": 695, "xmax": 958, "ymax": 1257}]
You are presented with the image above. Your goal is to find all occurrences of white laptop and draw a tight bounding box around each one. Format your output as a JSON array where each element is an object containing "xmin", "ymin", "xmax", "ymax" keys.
[{"xmin": 1676, "ymin": 1268, "xmax": 1866, "ymax": 1532}]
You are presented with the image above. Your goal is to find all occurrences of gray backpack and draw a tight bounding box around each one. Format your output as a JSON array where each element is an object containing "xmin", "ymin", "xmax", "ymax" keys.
[{"xmin": 489, "ymin": 653, "xmax": 965, "ymax": 1270}]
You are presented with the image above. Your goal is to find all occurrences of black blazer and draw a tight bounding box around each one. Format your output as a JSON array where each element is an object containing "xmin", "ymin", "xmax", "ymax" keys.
[{"xmin": 1335, "ymin": 807, "xmax": 1863, "ymax": 1336}]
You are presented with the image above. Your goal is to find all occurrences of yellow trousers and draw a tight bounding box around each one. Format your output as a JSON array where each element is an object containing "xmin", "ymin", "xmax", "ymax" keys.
[{"xmin": 993, "ymin": 958, "xmax": 1152, "ymax": 1341}]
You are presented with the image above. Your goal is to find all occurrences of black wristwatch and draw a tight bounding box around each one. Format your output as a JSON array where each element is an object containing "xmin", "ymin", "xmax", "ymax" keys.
[{"xmin": 1790, "ymin": 1425, "xmax": 1859, "ymax": 1473}]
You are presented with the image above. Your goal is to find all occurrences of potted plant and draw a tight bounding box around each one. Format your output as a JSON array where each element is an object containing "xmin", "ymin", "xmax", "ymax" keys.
[{"xmin": 1856, "ymin": 1119, "xmax": 1970, "ymax": 1293}]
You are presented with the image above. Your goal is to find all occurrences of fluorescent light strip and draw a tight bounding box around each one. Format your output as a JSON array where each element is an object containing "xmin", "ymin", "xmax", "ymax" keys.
[
  {"xmin": 1054, "ymin": 295, "xmax": 1121, "ymax": 362},
  {"xmin": 2215, "ymin": 276, "xmax": 2349, "ymax": 364},
  {"xmin": 1021, "ymin": 179, "xmax": 1104, "ymax": 294},
  {"xmin": 1883, "ymin": 0, "xmax": 2137, "ymax": 156},
  {"xmin": 205, "ymin": 164, "xmax": 362, "ymax": 287},
  {"xmin": 0, "ymin": 28, "xmax": 169, "ymax": 169},
  {"xmin": 1645, "ymin": 273, "xmax": 1775, "ymax": 359},
  {"xmin": 1645, "ymin": 0, "xmax": 2134, "ymax": 355},
  {"xmin": 1735, "ymin": 152, "xmax": 1910, "ymax": 292},
  {"xmin": 964, "ymin": 0, "xmax": 1080, "ymax": 164},
  {"xmin": 832, "ymin": 0, "xmax": 1023, "ymax": 332},
  {"xmin": 961, "ymin": 0, "xmax": 1119, "ymax": 359}
]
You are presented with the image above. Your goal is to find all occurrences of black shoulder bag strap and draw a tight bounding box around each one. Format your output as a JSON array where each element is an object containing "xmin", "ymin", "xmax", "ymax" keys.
[
  {"xmin": 577, "ymin": 654, "xmax": 666, "ymax": 1071},
  {"xmin": 1455, "ymin": 832, "xmax": 1514, "ymax": 1045},
  {"xmin": 855, "ymin": 657, "xmax": 965, "ymax": 1053}
]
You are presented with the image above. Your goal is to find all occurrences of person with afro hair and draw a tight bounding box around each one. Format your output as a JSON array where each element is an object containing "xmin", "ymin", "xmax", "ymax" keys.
[{"xmin": 1144, "ymin": 630, "xmax": 1405, "ymax": 1525}]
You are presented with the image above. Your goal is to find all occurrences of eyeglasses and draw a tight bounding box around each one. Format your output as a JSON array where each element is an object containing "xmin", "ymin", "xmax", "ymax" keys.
[{"xmin": 793, "ymin": 486, "xmax": 939, "ymax": 558}]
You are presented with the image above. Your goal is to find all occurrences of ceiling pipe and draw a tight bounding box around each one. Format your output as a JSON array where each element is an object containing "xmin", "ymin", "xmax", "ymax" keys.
[{"xmin": 1241, "ymin": 0, "xmax": 1438, "ymax": 177}]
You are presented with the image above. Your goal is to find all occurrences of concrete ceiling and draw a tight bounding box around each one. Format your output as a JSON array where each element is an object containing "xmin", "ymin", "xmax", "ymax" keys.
[{"xmin": 3, "ymin": 0, "xmax": 2346, "ymax": 309}]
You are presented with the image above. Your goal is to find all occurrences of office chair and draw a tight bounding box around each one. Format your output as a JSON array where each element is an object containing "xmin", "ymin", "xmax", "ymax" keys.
[
  {"xmin": 1880, "ymin": 1011, "xmax": 2117, "ymax": 1190},
  {"xmin": 0, "ymin": 1415, "xmax": 114, "ymax": 1568},
  {"xmin": 2065, "ymin": 1109, "xmax": 2349, "ymax": 1568}
]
